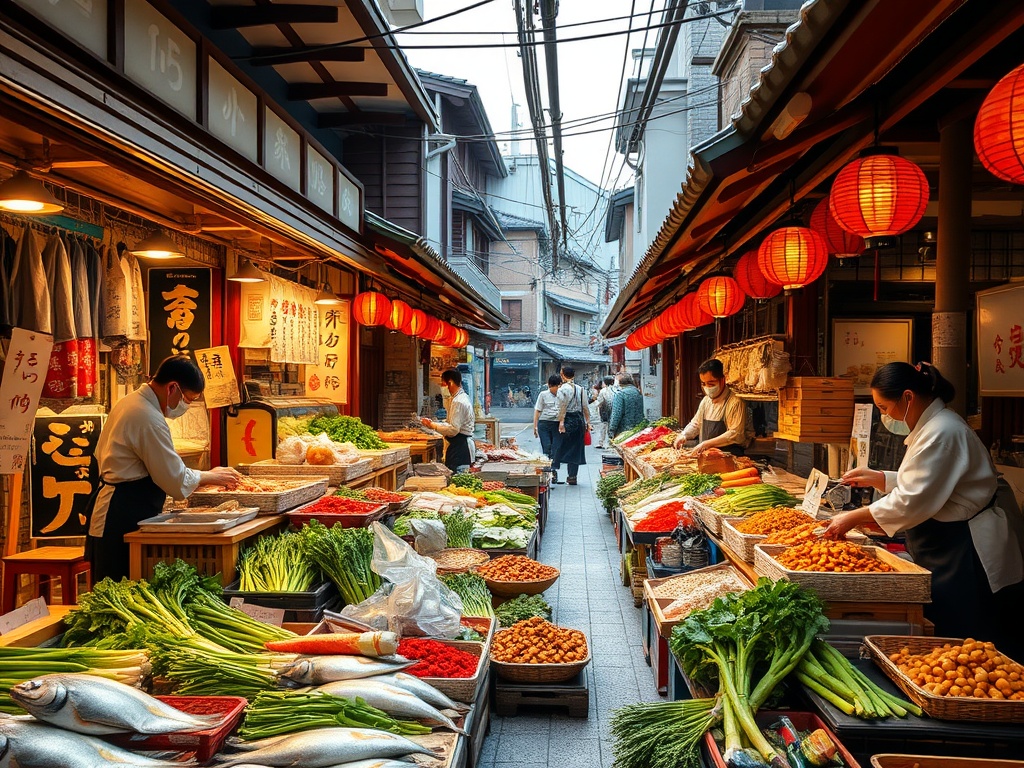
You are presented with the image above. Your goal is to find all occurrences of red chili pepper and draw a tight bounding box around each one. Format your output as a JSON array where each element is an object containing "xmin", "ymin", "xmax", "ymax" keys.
[
  {"xmin": 301, "ymin": 497, "xmax": 381, "ymax": 515},
  {"xmin": 634, "ymin": 501, "xmax": 693, "ymax": 532},
  {"xmin": 397, "ymin": 638, "xmax": 479, "ymax": 678},
  {"xmin": 363, "ymin": 488, "xmax": 410, "ymax": 503},
  {"xmin": 623, "ymin": 426, "xmax": 673, "ymax": 449}
]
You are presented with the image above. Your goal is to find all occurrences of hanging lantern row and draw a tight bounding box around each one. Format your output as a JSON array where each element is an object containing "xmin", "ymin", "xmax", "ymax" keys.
[
  {"xmin": 733, "ymin": 249, "xmax": 782, "ymax": 299},
  {"xmin": 809, "ymin": 196, "xmax": 865, "ymax": 262},
  {"xmin": 697, "ymin": 275, "xmax": 746, "ymax": 318},
  {"xmin": 353, "ymin": 291, "xmax": 468, "ymax": 347},
  {"xmin": 974, "ymin": 61, "xmax": 1024, "ymax": 185}
]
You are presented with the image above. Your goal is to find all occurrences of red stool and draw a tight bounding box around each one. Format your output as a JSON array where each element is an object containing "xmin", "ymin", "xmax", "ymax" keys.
[{"xmin": 1, "ymin": 546, "xmax": 91, "ymax": 614}]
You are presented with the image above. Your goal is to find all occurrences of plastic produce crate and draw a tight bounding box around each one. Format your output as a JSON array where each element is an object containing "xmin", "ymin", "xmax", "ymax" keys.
[
  {"xmin": 104, "ymin": 695, "xmax": 247, "ymax": 762},
  {"xmin": 221, "ymin": 579, "xmax": 341, "ymax": 622}
]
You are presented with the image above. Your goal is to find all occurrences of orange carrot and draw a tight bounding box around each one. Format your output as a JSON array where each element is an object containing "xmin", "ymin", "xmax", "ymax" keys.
[
  {"xmin": 719, "ymin": 467, "xmax": 760, "ymax": 482},
  {"xmin": 264, "ymin": 631, "xmax": 399, "ymax": 656},
  {"xmin": 720, "ymin": 476, "xmax": 762, "ymax": 488}
]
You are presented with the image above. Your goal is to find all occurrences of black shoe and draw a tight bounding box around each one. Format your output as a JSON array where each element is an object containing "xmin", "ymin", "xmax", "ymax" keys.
[
  {"xmin": 551, "ymin": 472, "xmax": 562, "ymax": 484},
  {"xmin": 567, "ymin": 477, "xmax": 578, "ymax": 485}
]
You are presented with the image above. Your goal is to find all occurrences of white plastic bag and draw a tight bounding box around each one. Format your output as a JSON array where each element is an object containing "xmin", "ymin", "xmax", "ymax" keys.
[{"xmin": 276, "ymin": 436, "xmax": 308, "ymax": 465}]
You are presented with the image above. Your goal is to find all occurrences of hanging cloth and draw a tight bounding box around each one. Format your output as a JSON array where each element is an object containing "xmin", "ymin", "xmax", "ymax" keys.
[
  {"xmin": 101, "ymin": 243, "xmax": 129, "ymax": 340},
  {"xmin": 10, "ymin": 226, "xmax": 51, "ymax": 334},
  {"xmin": 42, "ymin": 232, "xmax": 79, "ymax": 398},
  {"xmin": 86, "ymin": 241, "xmax": 105, "ymax": 351},
  {"xmin": 127, "ymin": 252, "xmax": 148, "ymax": 342},
  {"xmin": 70, "ymin": 237, "xmax": 97, "ymax": 398},
  {"xmin": 0, "ymin": 227, "xmax": 16, "ymax": 335}
]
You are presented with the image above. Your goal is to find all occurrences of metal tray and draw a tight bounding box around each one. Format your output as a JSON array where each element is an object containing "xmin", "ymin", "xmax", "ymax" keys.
[{"xmin": 137, "ymin": 508, "xmax": 259, "ymax": 532}]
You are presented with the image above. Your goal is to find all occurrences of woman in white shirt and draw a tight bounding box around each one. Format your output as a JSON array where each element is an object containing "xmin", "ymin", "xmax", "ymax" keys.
[
  {"xmin": 825, "ymin": 362, "xmax": 1024, "ymax": 656},
  {"xmin": 533, "ymin": 375, "xmax": 563, "ymax": 469}
]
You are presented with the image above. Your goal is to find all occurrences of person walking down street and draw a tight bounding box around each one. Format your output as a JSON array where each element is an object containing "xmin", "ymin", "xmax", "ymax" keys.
[
  {"xmin": 609, "ymin": 373, "xmax": 645, "ymax": 440},
  {"xmin": 553, "ymin": 365, "xmax": 590, "ymax": 485},
  {"xmin": 533, "ymin": 375, "xmax": 563, "ymax": 474},
  {"xmin": 594, "ymin": 376, "xmax": 616, "ymax": 448}
]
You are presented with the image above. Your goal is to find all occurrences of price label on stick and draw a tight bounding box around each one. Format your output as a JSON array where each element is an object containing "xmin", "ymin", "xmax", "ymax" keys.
[
  {"xmin": 801, "ymin": 469, "xmax": 830, "ymax": 518},
  {"xmin": 229, "ymin": 599, "xmax": 285, "ymax": 627},
  {"xmin": 0, "ymin": 597, "xmax": 48, "ymax": 635}
]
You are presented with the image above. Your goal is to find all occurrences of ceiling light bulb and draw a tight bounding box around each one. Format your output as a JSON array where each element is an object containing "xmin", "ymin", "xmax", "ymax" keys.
[
  {"xmin": 227, "ymin": 258, "xmax": 266, "ymax": 283},
  {"xmin": 314, "ymin": 283, "xmax": 342, "ymax": 305},
  {"xmin": 131, "ymin": 229, "xmax": 183, "ymax": 259},
  {"xmin": 0, "ymin": 170, "xmax": 64, "ymax": 215}
]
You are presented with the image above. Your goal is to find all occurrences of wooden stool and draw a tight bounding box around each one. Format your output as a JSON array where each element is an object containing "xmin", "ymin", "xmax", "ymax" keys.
[{"xmin": 2, "ymin": 546, "xmax": 90, "ymax": 614}]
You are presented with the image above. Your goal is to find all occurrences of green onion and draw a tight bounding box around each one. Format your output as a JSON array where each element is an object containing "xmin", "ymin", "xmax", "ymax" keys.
[
  {"xmin": 299, "ymin": 521, "xmax": 380, "ymax": 605},
  {"xmin": 238, "ymin": 532, "xmax": 318, "ymax": 593},
  {"xmin": 240, "ymin": 691, "xmax": 432, "ymax": 740},
  {"xmin": 442, "ymin": 508, "xmax": 475, "ymax": 548},
  {"xmin": 611, "ymin": 698, "xmax": 718, "ymax": 768},
  {"xmin": 441, "ymin": 572, "xmax": 494, "ymax": 618}
]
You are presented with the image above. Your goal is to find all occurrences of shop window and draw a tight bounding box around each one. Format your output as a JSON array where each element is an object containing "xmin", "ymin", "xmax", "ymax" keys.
[
  {"xmin": 579, "ymin": 319, "xmax": 586, "ymax": 334},
  {"xmin": 451, "ymin": 210, "xmax": 465, "ymax": 256},
  {"xmin": 562, "ymin": 313, "xmax": 570, "ymax": 337},
  {"xmin": 502, "ymin": 299, "xmax": 522, "ymax": 331}
]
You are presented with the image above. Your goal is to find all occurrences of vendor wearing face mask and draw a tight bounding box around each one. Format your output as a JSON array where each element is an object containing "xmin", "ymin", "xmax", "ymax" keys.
[
  {"xmin": 86, "ymin": 355, "xmax": 242, "ymax": 581},
  {"xmin": 823, "ymin": 362, "xmax": 1024, "ymax": 657},
  {"xmin": 673, "ymin": 358, "xmax": 751, "ymax": 455}
]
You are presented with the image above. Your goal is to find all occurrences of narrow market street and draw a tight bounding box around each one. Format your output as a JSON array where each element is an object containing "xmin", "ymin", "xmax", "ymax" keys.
[{"xmin": 476, "ymin": 426, "xmax": 660, "ymax": 768}]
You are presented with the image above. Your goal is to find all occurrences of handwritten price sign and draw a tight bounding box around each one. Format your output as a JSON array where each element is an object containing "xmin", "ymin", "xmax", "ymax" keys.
[{"xmin": 0, "ymin": 329, "xmax": 54, "ymax": 475}]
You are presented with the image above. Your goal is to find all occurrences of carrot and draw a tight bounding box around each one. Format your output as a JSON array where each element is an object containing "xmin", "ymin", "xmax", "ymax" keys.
[
  {"xmin": 264, "ymin": 631, "xmax": 399, "ymax": 656},
  {"xmin": 720, "ymin": 476, "xmax": 762, "ymax": 488},
  {"xmin": 719, "ymin": 467, "xmax": 760, "ymax": 482}
]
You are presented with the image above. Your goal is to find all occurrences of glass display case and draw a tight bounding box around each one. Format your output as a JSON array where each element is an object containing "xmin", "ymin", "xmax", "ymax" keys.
[{"xmin": 222, "ymin": 387, "xmax": 340, "ymax": 466}]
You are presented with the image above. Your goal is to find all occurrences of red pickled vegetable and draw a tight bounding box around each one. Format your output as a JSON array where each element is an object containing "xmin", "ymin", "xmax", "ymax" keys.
[
  {"xmin": 301, "ymin": 497, "xmax": 381, "ymax": 515},
  {"xmin": 633, "ymin": 501, "xmax": 693, "ymax": 532},
  {"xmin": 397, "ymin": 638, "xmax": 479, "ymax": 678}
]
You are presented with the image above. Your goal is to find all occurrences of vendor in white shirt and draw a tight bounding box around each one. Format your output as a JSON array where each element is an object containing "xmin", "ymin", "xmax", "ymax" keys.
[
  {"xmin": 824, "ymin": 362, "xmax": 1024, "ymax": 657},
  {"xmin": 87, "ymin": 355, "xmax": 241, "ymax": 582},
  {"xmin": 422, "ymin": 368, "xmax": 476, "ymax": 472},
  {"xmin": 673, "ymin": 358, "xmax": 751, "ymax": 455}
]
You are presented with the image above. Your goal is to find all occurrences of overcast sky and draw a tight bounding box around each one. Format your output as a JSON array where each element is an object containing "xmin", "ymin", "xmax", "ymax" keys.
[{"xmin": 396, "ymin": 0, "xmax": 656, "ymax": 192}]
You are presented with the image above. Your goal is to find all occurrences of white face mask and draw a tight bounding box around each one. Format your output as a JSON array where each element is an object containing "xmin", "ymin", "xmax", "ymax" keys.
[
  {"xmin": 703, "ymin": 383, "xmax": 722, "ymax": 399},
  {"xmin": 165, "ymin": 385, "xmax": 191, "ymax": 420},
  {"xmin": 881, "ymin": 396, "xmax": 911, "ymax": 435}
]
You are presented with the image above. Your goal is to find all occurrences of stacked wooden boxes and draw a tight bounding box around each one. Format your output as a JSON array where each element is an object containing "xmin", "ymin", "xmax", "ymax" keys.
[{"xmin": 775, "ymin": 377, "xmax": 854, "ymax": 442}]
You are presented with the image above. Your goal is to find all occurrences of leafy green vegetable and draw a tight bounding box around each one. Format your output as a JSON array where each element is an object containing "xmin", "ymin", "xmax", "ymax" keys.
[
  {"xmin": 494, "ymin": 594, "xmax": 552, "ymax": 627},
  {"xmin": 676, "ymin": 473, "xmax": 721, "ymax": 497},
  {"xmin": 707, "ymin": 485, "xmax": 799, "ymax": 516},
  {"xmin": 442, "ymin": 508, "xmax": 475, "ymax": 548},
  {"xmin": 299, "ymin": 521, "xmax": 380, "ymax": 605},
  {"xmin": 611, "ymin": 698, "xmax": 718, "ymax": 768},
  {"xmin": 474, "ymin": 527, "xmax": 530, "ymax": 549},
  {"xmin": 149, "ymin": 635, "xmax": 288, "ymax": 698},
  {"xmin": 596, "ymin": 471, "xmax": 627, "ymax": 512},
  {"xmin": 441, "ymin": 572, "xmax": 495, "ymax": 618},
  {"xmin": 333, "ymin": 486, "xmax": 369, "ymax": 500},
  {"xmin": 483, "ymin": 489, "xmax": 537, "ymax": 506},
  {"xmin": 392, "ymin": 509, "xmax": 440, "ymax": 536},
  {"xmin": 238, "ymin": 531, "xmax": 318, "ymax": 593},
  {"xmin": 451, "ymin": 472, "xmax": 483, "ymax": 491},
  {"xmin": 240, "ymin": 691, "xmax": 432, "ymax": 740},
  {"xmin": 306, "ymin": 415, "xmax": 387, "ymax": 450}
]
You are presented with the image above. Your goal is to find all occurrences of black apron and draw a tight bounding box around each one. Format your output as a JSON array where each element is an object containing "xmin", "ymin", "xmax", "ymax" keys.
[
  {"xmin": 700, "ymin": 391, "xmax": 745, "ymax": 455},
  {"xmin": 85, "ymin": 476, "xmax": 166, "ymax": 582},
  {"xmin": 554, "ymin": 385, "xmax": 587, "ymax": 467},
  {"xmin": 444, "ymin": 432, "xmax": 473, "ymax": 472}
]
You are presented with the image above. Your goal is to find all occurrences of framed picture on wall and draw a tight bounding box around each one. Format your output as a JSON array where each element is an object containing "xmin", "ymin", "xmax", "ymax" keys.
[
  {"xmin": 977, "ymin": 282, "xmax": 1024, "ymax": 396},
  {"xmin": 832, "ymin": 319, "xmax": 913, "ymax": 396}
]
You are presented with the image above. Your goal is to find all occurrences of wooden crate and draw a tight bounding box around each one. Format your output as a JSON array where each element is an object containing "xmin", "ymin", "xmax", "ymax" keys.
[
  {"xmin": 778, "ymin": 377, "xmax": 854, "ymax": 438},
  {"xmin": 644, "ymin": 563, "xmax": 754, "ymax": 639}
]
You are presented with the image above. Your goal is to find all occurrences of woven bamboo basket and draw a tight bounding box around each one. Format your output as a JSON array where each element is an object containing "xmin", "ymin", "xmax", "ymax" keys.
[
  {"xmin": 248, "ymin": 460, "xmax": 348, "ymax": 486},
  {"xmin": 864, "ymin": 635, "xmax": 1024, "ymax": 723},
  {"xmin": 753, "ymin": 544, "xmax": 932, "ymax": 603},
  {"xmin": 478, "ymin": 570, "xmax": 559, "ymax": 597},
  {"xmin": 429, "ymin": 548, "xmax": 491, "ymax": 576},
  {"xmin": 721, "ymin": 516, "xmax": 865, "ymax": 562},
  {"xmin": 687, "ymin": 497, "xmax": 727, "ymax": 536},
  {"xmin": 872, "ymin": 756, "xmax": 1024, "ymax": 768},
  {"xmin": 415, "ymin": 639, "xmax": 487, "ymax": 703},
  {"xmin": 490, "ymin": 651, "xmax": 591, "ymax": 684},
  {"xmin": 341, "ymin": 458, "xmax": 374, "ymax": 481},
  {"xmin": 187, "ymin": 478, "xmax": 329, "ymax": 515}
]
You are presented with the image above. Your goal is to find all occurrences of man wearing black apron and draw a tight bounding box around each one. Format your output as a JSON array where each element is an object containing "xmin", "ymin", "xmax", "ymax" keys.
[
  {"xmin": 422, "ymin": 368, "xmax": 476, "ymax": 472},
  {"xmin": 674, "ymin": 358, "xmax": 751, "ymax": 455},
  {"xmin": 86, "ymin": 355, "xmax": 241, "ymax": 582}
]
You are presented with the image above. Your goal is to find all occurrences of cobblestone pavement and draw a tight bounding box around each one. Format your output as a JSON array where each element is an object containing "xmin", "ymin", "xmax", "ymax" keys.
[{"xmin": 477, "ymin": 426, "xmax": 659, "ymax": 768}]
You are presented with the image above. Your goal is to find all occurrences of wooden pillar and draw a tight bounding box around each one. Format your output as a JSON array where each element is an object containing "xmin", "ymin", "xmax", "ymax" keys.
[{"xmin": 933, "ymin": 115, "xmax": 973, "ymax": 416}]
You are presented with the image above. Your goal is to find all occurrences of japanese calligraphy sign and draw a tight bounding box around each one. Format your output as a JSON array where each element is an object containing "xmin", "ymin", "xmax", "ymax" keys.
[
  {"xmin": 831, "ymin": 319, "xmax": 913, "ymax": 396},
  {"xmin": 194, "ymin": 345, "xmax": 239, "ymax": 409},
  {"xmin": 0, "ymin": 329, "xmax": 54, "ymax": 475},
  {"xmin": 148, "ymin": 268, "xmax": 212, "ymax": 362},
  {"xmin": 305, "ymin": 300, "xmax": 350, "ymax": 403},
  {"xmin": 977, "ymin": 282, "xmax": 1024, "ymax": 396},
  {"xmin": 29, "ymin": 414, "xmax": 103, "ymax": 538}
]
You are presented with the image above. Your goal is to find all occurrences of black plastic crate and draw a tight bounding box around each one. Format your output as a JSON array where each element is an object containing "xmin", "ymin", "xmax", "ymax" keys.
[
  {"xmin": 646, "ymin": 553, "xmax": 694, "ymax": 580},
  {"xmin": 221, "ymin": 579, "xmax": 340, "ymax": 622}
]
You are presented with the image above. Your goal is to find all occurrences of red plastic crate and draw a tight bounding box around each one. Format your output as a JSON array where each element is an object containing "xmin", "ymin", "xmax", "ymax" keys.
[
  {"xmin": 286, "ymin": 500, "xmax": 387, "ymax": 528},
  {"xmin": 704, "ymin": 710, "xmax": 861, "ymax": 768},
  {"xmin": 104, "ymin": 695, "xmax": 247, "ymax": 762}
]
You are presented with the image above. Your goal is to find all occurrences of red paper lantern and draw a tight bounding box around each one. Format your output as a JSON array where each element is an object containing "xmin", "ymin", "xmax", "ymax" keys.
[
  {"xmin": 733, "ymin": 250, "xmax": 782, "ymax": 300},
  {"xmin": 757, "ymin": 226, "xmax": 829, "ymax": 291},
  {"xmin": 352, "ymin": 291, "xmax": 391, "ymax": 327},
  {"xmin": 437, "ymin": 322, "xmax": 460, "ymax": 347},
  {"xmin": 810, "ymin": 196, "xmax": 866, "ymax": 261},
  {"xmin": 626, "ymin": 332, "xmax": 643, "ymax": 351},
  {"xmin": 421, "ymin": 315, "xmax": 443, "ymax": 342},
  {"xmin": 660, "ymin": 300, "xmax": 691, "ymax": 335},
  {"xmin": 829, "ymin": 149, "xmax": 929, "ymax": 248},
  {"xmin": 975, "ymin": 62, "xmax": 1024, "ymax": 184},
  {"xmin": 697, "ymin": 276, "xmax": 746, "ymax": 318},
  {"xmin": 401, "ymin": 309, "xmax": 427, "ymax": 336},
  {"xmin": 385, "ymin": 299, "xmax": 412, "ymax": 331},
  {"xmin": 451, "ymin": 327, "xmax": 469, "ymax": 348},
  {"xmin": 678, "ymin": 292, "xmax": 712, "ymax": 329},
  {"xmin": 635, "ymin": 321, "xmax": 660, "ymax": 348}
]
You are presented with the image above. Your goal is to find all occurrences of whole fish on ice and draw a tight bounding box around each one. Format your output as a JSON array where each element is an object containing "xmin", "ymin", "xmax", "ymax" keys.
[
  {"xmin": 10, "ymin": 673, "xmax": 222, "ymax": 735},
  {"xmin": 211, "ymin": 727, "xmax": 437, "ymax": 767},
  {"xmin": 371, "ymin": 672, "xmax": 469, "ymax": 712},
  {"xmin": 315, "ymin": 680, "xmax": 465, "ymax": 733},
  {"xmin": 277, "ymin": 655, "xmax": 415, "ymax": 686}
]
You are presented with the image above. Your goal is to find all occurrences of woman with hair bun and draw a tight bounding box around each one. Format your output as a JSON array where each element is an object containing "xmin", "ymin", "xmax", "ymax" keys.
[{"xmin": 824, "ymin": 361, "xmax": 1024, "ymax": 655}]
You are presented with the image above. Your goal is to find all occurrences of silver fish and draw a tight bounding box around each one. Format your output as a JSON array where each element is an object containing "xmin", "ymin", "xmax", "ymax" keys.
[
  {"xmin": 371, "ymin": 672, "xmax": 470, "ymax": 712},
  {"xmin": 277, "ymin": 655, "xmax": 415, "ymax": 686},
  {"xmin": 212, "ymin": 727, "xmax": 437, "ymax": 767},
  {"xmin": 0, "ymin": 716, "xmax": 189, "ymax": 767},
  {"xmin": 10, "ymin": 673, "xmax": 220, "ymax": 736},
  {"xmin": 315, "ymin": 680, "xmax": 465, "ymax": 733}
]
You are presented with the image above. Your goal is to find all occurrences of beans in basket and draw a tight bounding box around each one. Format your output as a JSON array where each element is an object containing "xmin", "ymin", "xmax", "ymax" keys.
[
  {"xmin": 734, "ymin": 507, "xmax": 814, "ymax": 535},
  {"xmin": 890, "ymin": 640, "xmax": 1024, "ymax": 699},
  {"xmin": 491, "ymin": 617, "xmax": 588, "ymax": 663},
  {"xmin": 774, "ymin": 540, "xmax": 893, "ymax": 573},
  {"xmin": 476, "ymin": 555, "xmax": 557, "ymax": 582},
  {"xmin": 763, "ymin": 521, "xmax": 822, "ymax": 546}
]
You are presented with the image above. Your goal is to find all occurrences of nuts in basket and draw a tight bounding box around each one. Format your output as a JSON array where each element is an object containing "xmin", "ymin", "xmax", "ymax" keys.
[
  {"xmin": 491, "ymin": 618, "xmax": 588, "ymax": 664},
  {"xmin": 476, "ymin": 555, "xmax": 557, "ymax": 582},
  {"xmin": 890, "ymin": 640, "xmax": 1024, "ymax": 699}
]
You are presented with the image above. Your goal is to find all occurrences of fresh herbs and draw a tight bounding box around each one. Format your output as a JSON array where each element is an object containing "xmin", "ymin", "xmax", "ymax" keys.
[
  {"xmin": 611, "ymin": 699, "xmax": 719, "ymax": 768},
  {"xmin": 440, "ymin": 573, "xmax": 495, "ymax": 618},
  {"xmin": 306, "ymin": 415, "xmax": 387, "ymax": 450},
  {"xmin": 442, "ymin": 509, "xmax": 475, "ymax": 548},
  {"xmin": 238, "ymin": 532, "xmax": 318, "ymax": 593},
  {"xmin": 676, "ymin": 473, "xmax": 722, "ymax": 497},
  {"xmin": 493, "ymin": 594, "xmax": 552, "ymax": 628},
  {"xmin": 299, "ymin": 520, "xmax": 381, "ymax": 605},
  {"xmin": 450, "ymin": 472, "xmax": 483, "ymax": 491},
  {"xmin": 596, "ymin": 472, "xmax": 627, "ymax": 512}
]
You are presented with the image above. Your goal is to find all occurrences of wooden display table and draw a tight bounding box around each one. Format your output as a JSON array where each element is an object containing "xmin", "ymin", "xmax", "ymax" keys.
[
  {"xmin": 401, "ymin": 439, "xmax": 442, "ymax": 465},
  {"xmin": 125, "ymin": 515, "xmax": 287, "ymax": 585},
  {"xmin": 0, "ymin": 605, "xmax": 74, "ymax": 647},
  {"xmin": 346, "ymin": 465, "xmax": 399, "ymax": 491},
  {"xmin": 2, "ymin": 546, "xmax": 90, "ymax": 613}
]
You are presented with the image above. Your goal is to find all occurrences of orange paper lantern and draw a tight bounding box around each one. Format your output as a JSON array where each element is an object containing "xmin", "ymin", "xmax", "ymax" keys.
[
  {"xmin": 810, "ymin": 196, "xmax": 865, "ymax": 260},
  {"xmin": 678, "ymin": 293, "xmax": 712, "ymax": 329},
  {"xmin": 757, "ymin": 226, "xmax": 829, "ymax": 291},
  {"xmin": 436, "ymin": 322, "xmax": 459, "ymax": 347},
  {"xmin": 660, "ymin": 300, "xmax": 691, "ymax": 335},
  {"xmin": 733, "ymin": 250, "xmax": 782, "ymax": 300},
  {"xmin": 625, "ymin": 332, "xmax": 643, "ymax": 351},
  {"xmin": 402, "ymin": 309, "xmax": 428, "ymax": 337},
  {"xmin": 352, "ymin": 291, "xmax": 391, "ymax": 327},
  {"xmin": 385, "ymin": 299, "xmax": 412, "ymax": 331},
  {"xmin": 829, "ymin": 149, "xmax": 929, "ymax": 249},
  {"xmin": 421, "ymin": 315, "xmax": 442, "ymax": 342},
  {"xmin": 451, "ymin": 327, "xmax": 469, "ymax": 348},
  {"xmin": 975, "ymin": 62, "xmax": 1024, "ymax": 184},
  {"xmin": 697, "ymin": 276, "xmax": 746, "ymax": 318}
]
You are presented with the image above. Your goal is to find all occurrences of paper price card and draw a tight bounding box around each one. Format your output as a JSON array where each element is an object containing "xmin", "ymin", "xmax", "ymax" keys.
[
  {"xmin": 0, "ymin": 329, "xmax": 54, "ymax": 475},
  {"xmin": 801, "ymin": 468, "xmax": 830, "ymax": 518},
  {"xmin": 229, "ymin": 598, "xmax": 285, "ymax": 627}
]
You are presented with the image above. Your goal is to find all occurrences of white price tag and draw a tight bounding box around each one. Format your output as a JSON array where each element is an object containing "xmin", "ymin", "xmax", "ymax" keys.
[
  {"xmin": 801, "ymin": 469, "xmax": 830, "ymax": 518},
  {"xmin": 232, "ymin": 600, "xmax": 285, "ymax": 627},
  {"xmin": 0, "ymin": 597, "xmax": 48, "ymax": 635},
  {"xmin": 228, "ymin": 597, "xmax": 244, "ymax": 609}
]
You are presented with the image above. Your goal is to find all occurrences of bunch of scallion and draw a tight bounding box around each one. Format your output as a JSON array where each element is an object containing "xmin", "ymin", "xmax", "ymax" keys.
[
  {"xmin": 239, "ymin": 691, "xmax": 432, "ymax": 740},
  {"xmin": 440, "ymin": 572, "xmax": 494, "ymax": 618},
  {"xmin": 238, "ymin": 531, "xmax": 318, "ymax": 593},
  {"xmin": 148, "ymin": 635, "xmax": 293, "ymax": 699},
  {"xmin": 299, "ymin": 520, "xmax": 380, "ymax": 605},
  {"xmin": 186, "ymin": 591, "xmax": 296, "ymax": 654},
  {"xmin": 442, "ymin": 508, "xmax": 475, "ymax": 548},
  {"xmin": 611, "ymin": 698, "xmax": 719, "ymax": 768}
]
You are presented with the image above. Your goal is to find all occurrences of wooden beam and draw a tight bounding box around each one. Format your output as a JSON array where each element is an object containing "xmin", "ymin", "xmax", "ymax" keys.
[
  {"xmin": 318, "ymin": 111, "xmax": 410, "ymax": 128},
  {"xmin": 289, "ymin": 82, "xmax": 388, "ymax": 100},
  {"xmin": 250, "ymin": 46, "xmax": 366, "ymax": 67},
  {"xmin": 210, "ymin": 4, "xmax": 338, "ymax": 29}
]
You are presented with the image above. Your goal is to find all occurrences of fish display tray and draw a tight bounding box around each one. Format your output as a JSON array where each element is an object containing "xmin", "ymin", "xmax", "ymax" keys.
[
  {"xmin": 104, "ymin": 695, "xmax": 247, "ymax": 762},
  {"xmin": 704, "ymin": 710, "xmax": 861, "ymax": 768},
  {"xmin": 221, "ymin": 579, "xmax": 341, "ymax": 622},
  {"xmin": 864, "ymin": 635, "xmax": 1024, "ymax": 724},
  {"xmin": 248, "ymin": 458, "xmax": 373, "ymax": 484},
  {"xmin": 188, "ymin": 478, "xmax": 329, "ymax": 515},
  {"xmin": 137, "ymin": 509, "xmax": 259, "ymax": 533},
  {"xmin": 753, "ymin": 544, "xmax": 932, "ymax": 603},
  {"xmin": 285, "ymin": 498, "xmax": 388, "ymax": 528}
]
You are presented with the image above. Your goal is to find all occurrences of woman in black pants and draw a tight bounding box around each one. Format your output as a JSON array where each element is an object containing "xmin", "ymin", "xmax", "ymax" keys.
[
  {"xmin": 554, "ymin": 365, "xmax": 590, "ymax": 485},
  {"xmin": 533, "ymin": 375, "xmax": 563, "ymax": 478}
]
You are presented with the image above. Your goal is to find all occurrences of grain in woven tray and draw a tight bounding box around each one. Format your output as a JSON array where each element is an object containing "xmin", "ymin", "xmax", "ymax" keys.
[
  {"xmin": 661, "ymin": 574, "xmax": 748, "ymax": 620},
  {"xmin": 650, "ymin": 568, "xmax": 746, "ymax": 599}
]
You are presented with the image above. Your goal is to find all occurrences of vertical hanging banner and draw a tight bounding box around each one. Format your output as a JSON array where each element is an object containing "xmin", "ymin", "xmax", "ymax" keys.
[
  {"xmin": 195, "ymin": 346, "xmax": 240, "ymax": 408},
  {"xmin": 848, "ymin": 403, "xmax": 874, "ymax": 472},
  {"xmin": 30, "ymin": 413, "xmax": 104, "ymax": 538},
  {"xmin": 148, "ymin": 268, "xmax": 212, "ymax": 362},
  {"xmin": 305, "ymin": 300, "xmax": 350, "ymax": 403},
  {"xmin": 0, "ymin": 329, "xmax": 54, "ymax": 475}
]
